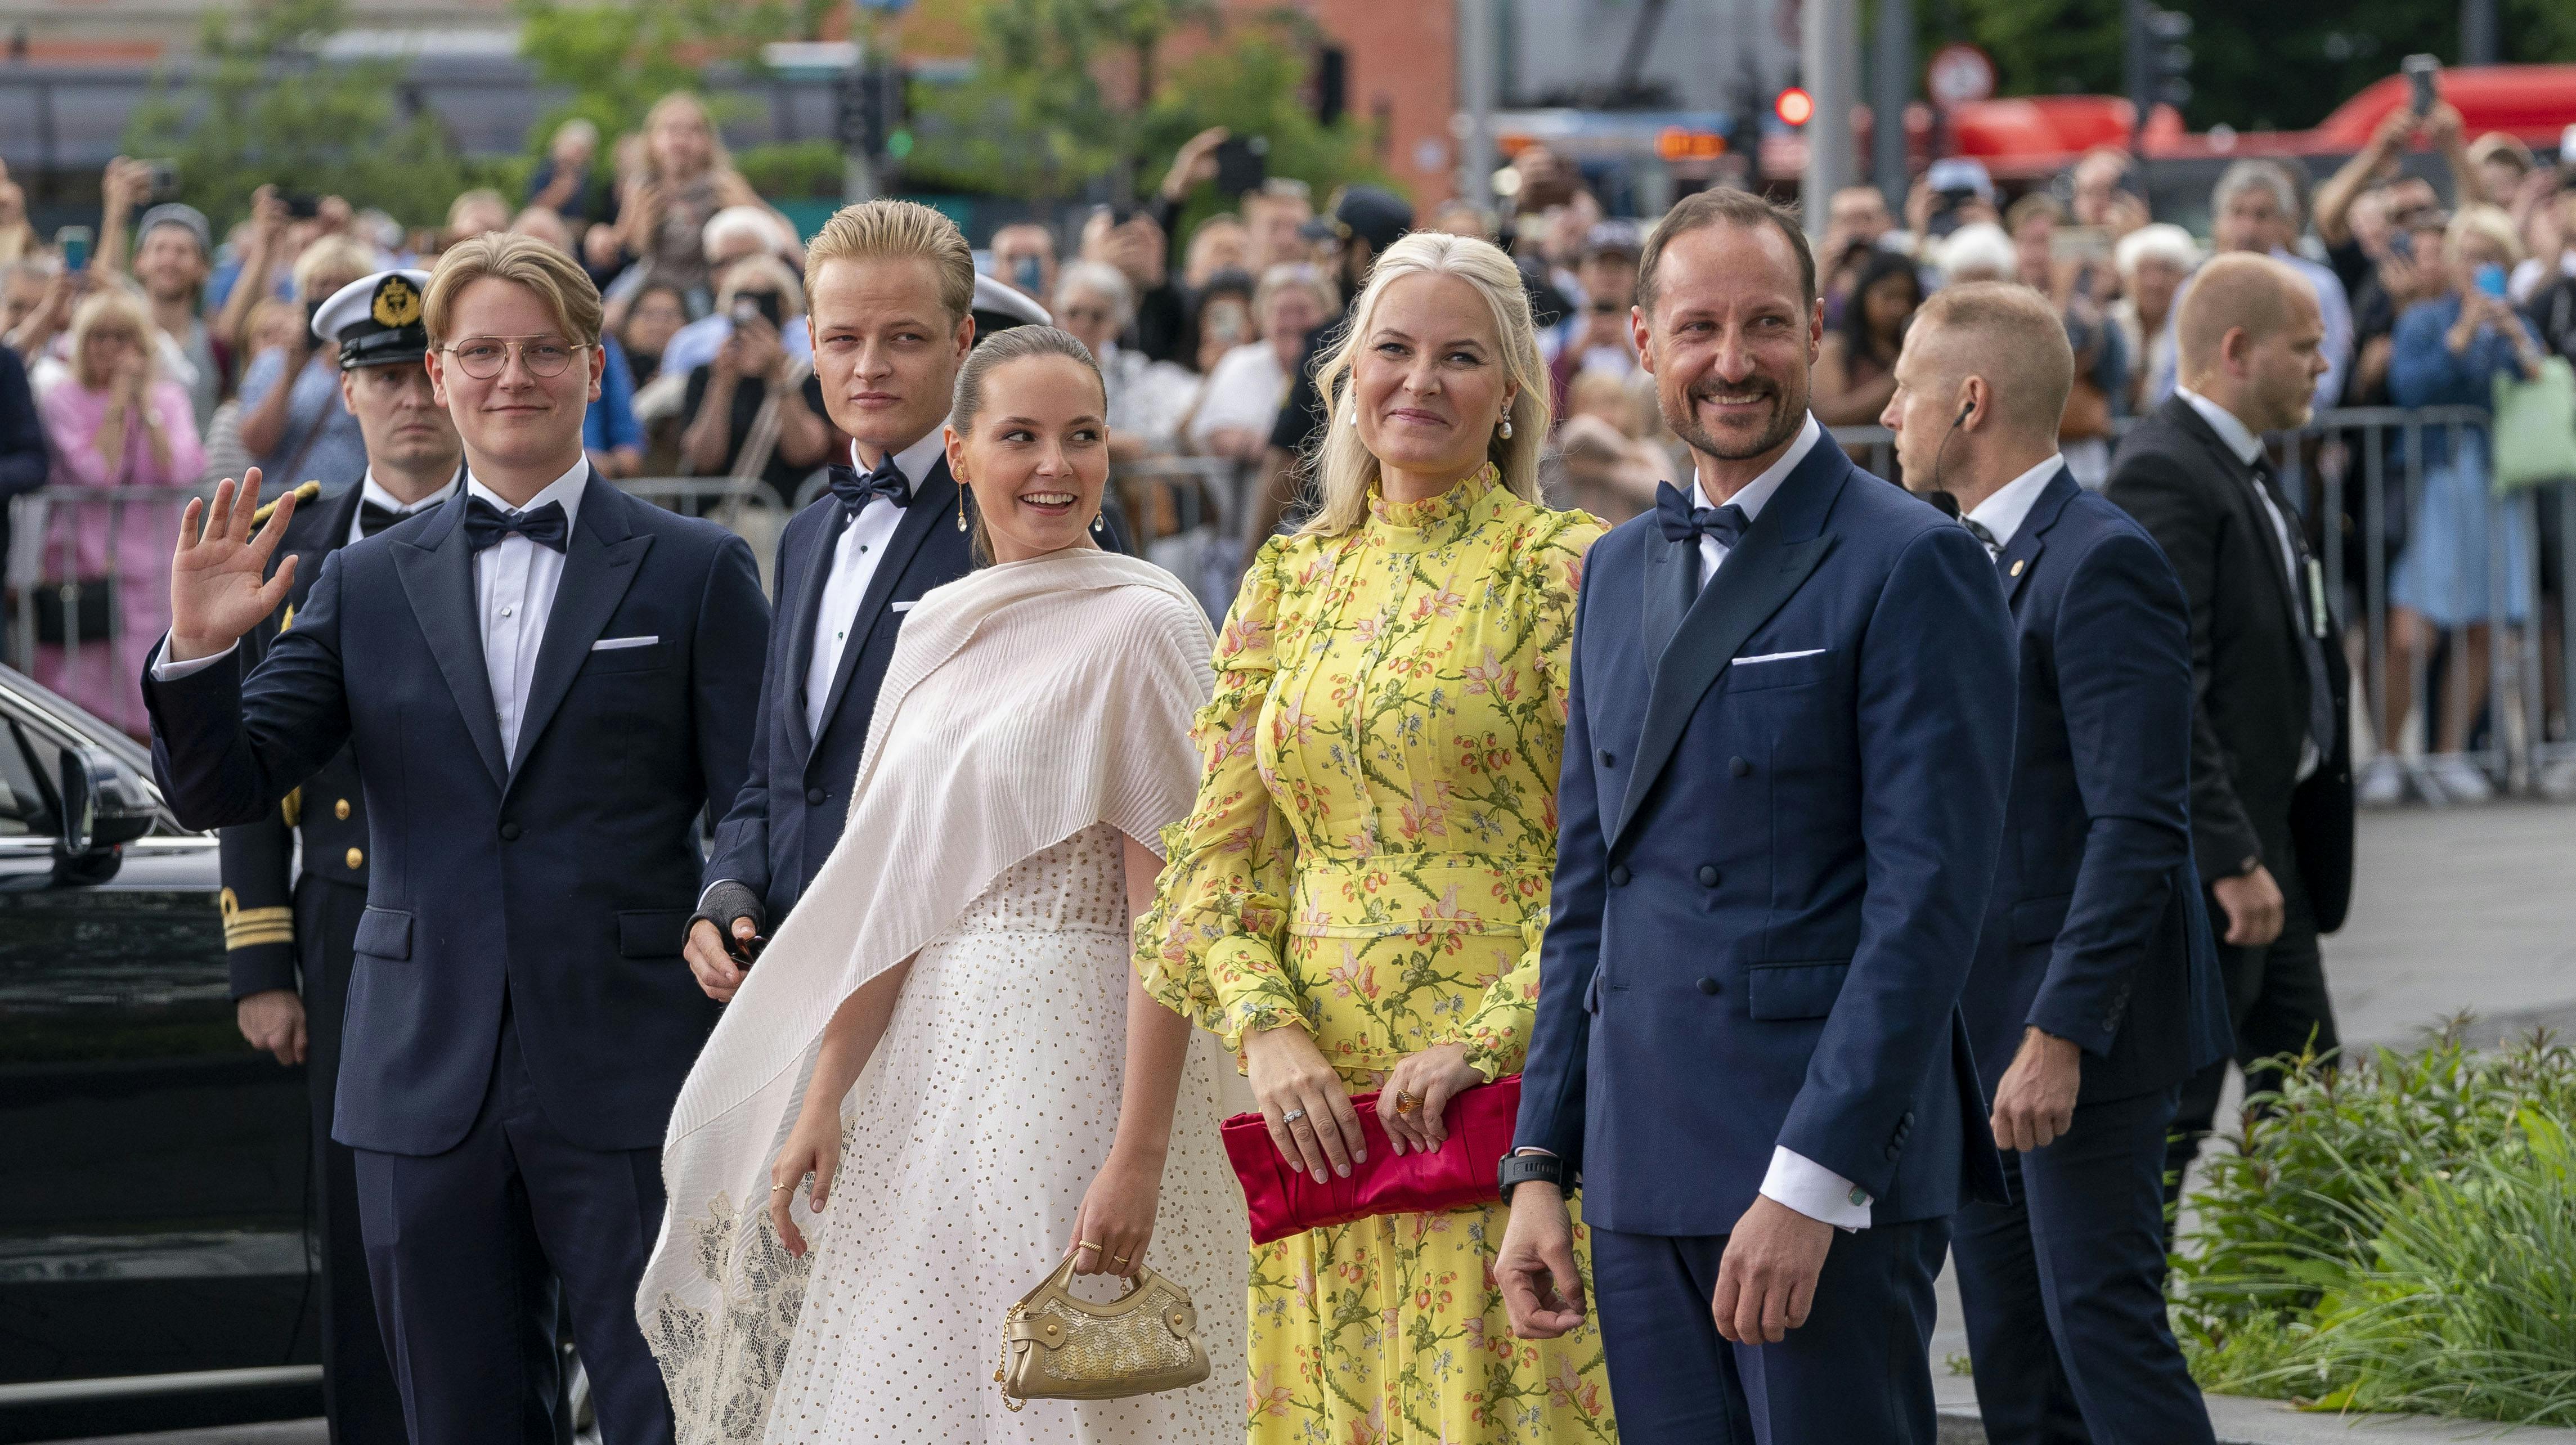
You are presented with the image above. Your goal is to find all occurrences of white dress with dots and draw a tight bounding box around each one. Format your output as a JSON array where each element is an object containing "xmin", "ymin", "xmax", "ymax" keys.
[{"xmin": 757, "ymin": 823, "xmax": 1247, "ymax": 1443}]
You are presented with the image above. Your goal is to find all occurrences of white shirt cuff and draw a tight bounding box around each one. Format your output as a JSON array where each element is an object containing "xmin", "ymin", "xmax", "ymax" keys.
[
  {"xmin": 150, "ymin": 636, "xmax": 239, "ymax": 682},
  {"xmin": 1760, "ymin": 1146, "xmax": 1872, "ymax": 1231}
]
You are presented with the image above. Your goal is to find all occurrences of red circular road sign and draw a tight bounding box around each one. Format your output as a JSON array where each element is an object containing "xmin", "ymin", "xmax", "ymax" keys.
[{"xmin": 1927, "ymin": 43, "xmax": 1997, "ymax": 107}]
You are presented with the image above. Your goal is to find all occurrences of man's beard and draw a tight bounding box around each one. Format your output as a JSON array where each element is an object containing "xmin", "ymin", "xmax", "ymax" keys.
[{"xmin": 1662, "ymin": 373, "xmax": 1806, "ymax": 464}]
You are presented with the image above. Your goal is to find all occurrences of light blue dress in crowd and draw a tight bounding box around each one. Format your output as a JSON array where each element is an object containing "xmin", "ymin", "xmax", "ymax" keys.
[{"xmin": 2386, "ymin": 294, "xmax": 2535, "ymax": 628}]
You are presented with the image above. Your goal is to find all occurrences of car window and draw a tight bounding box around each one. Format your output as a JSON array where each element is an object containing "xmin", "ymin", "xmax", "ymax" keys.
[{"xmin": 0, "ymin": 720, "xmax": 57, "ymax": 837}]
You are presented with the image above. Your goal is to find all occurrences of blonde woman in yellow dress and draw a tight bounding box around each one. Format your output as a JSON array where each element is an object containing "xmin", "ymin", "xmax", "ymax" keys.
[{"xmin": 1138, "ymin": 231, "xmax": 1618, "ymax": 1443}]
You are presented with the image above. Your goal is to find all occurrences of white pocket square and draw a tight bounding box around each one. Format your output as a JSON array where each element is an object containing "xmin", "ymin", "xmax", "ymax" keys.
[
  {"xmin": 1734, "ymin": 648, "xmax": 1825, "ymax": 666},
  {"xmin": 890, "ymin": 600, "xmax": 917, "ymax": 613},
  {"xmin": 591, "ymin": 635, "xmax": 659, "ymax": 652}
]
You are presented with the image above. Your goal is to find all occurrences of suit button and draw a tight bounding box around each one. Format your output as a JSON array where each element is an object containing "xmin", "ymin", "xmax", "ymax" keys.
[
  {"xmin": 1729, "ymin": 756, "xmax": 1752, "ymax": 777},
  {"xmin": 1886, "ymin": 1145, "xmax": 1902, "ymax": 1161},
  {"xmin": 499, "ymin": 822, "xmax": 522, "ymax": 841},
  {"xmin": 806, "ymin": 787, "xmax": 827, "ymax": 805},
  {"xmin": 1598, "ymin": 749, "xmax": 1615, "ymax": 767},
  {"xmin": 1608, "ymin": 865, "xmax": 1630, "ymax": 887},
  {"xmin": 1901, "ymin": 1110, "xmax": 1915, "ymax": 1127},
  {"xmin": 334, "ymin": 798, "xmax": 352, "ymax": 820},
  {"xmin": 345, "ymin": 847, "xmax": 363, "ymax": 869},
  {"xmin": 1697, "ymin": 976, "xmax": 1719, "ymax": 995},
  {"xmin": 1697, "ymin": 864, "xmax": 1719, "ymax": 887}
]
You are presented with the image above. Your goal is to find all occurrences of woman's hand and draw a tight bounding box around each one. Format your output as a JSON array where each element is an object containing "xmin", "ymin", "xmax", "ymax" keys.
[
  {"xmin": 1068, "ymin": 1148, "xmax": 1163, "ymax": 1278},
  {"xmin": 1242, "ymin": 1022, "xmax": 1366, "ymax": 1183},
  {"xmin": 733, "ymin": 315, "xmax": 786, "ymax": 382},
  {"xmin": 1376, "ymin": 1042, "xmax": 1483, "ymax": 1156},
  {"xmin": 768, "ymin": 1105, "xmax": 842, "ymax": 1259}
]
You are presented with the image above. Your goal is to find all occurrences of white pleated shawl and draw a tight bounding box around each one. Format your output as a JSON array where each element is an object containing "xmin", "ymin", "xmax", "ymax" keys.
[{"xmin": 636, "ymin": 549, "xmax": 1216, "ymax": 1426}]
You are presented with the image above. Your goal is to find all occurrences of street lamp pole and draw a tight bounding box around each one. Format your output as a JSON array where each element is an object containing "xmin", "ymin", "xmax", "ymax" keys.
[
  {"xmin": 1802, "ymin": 0, "xmax": 1860, "ymax": 240},
  {"xmin": 1458, "ymin": 0, "xmax": 1498, "ymax": 212},
  {"xmin": 1870, "ymin": 0, "xmax": 1913, "ymax": 210}
]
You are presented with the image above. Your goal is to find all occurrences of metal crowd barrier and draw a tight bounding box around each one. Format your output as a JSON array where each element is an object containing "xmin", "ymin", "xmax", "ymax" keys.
[
  {"xmin": 5, "ymin": 484, "xmax": 207, "ymax": 680},
  {"xmin": 1828, "ymin": 409, "xmax": 2574, "ymax": 801},
  {"xmin": 615, "ymin": 477, "xmax": 792, "ymax": 596}
]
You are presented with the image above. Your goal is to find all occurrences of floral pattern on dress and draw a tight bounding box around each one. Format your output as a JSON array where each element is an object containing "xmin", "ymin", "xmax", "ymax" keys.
[{"xmin": 1138, "ymin": 466, "xmax": 1615, "ymax": 1443}]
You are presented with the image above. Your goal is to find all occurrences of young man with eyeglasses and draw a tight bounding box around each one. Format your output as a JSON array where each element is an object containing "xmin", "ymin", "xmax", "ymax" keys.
[{"xmin": 144, "ymin": 233, "xmax": 769, "ymax": 1445}]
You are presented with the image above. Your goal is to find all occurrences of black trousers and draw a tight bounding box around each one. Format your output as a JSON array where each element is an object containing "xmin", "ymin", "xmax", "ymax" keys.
[
  {"xmin": 1952, "ymin": 1087, "xmax": 2215, "ymax": 1445},
  {"xmin": 352, "ymin": 1006, "xmax": 674, "ymax": 1445},
  {"xmin": 2167, "ymin": 841, "xmax": 2340, "ymax": 1219},
  {"xmin": 295, "ymin": 876, "xmax": 410, "ymax": 1445}
]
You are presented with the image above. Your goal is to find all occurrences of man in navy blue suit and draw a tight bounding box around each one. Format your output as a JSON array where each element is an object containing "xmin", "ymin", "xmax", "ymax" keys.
[
  {"xmin": 1495, "ymin": 187, "xmax": 2017, "ymax": 1445},
  {"xmin": 145, "ymin": 234, "xmax": 768, "ymax": 1445},
  {"xmin": 681, "ymin": 199, "xmax": 990, "ymax": 999},
  {"xmin": 1883, "ymin": 282, "xmax": 2228, "ymax": 1445}
]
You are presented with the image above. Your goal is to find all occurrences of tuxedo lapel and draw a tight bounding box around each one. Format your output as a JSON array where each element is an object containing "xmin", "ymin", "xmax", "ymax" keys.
[
  {"xmin": 816, "ymin": 458, "xmax": 956, "ymax": 736},
  {"xmin": 1611, "ymin": 446, "xmax": 1846, "ymax": 851},
  {"xmin": 1998, "ymin": 468, "xmax": 2080, "ymax": 607},
  {"xmin": 1640, "ymin": 520, "xmax": 1697, "ymax": 670},
  {"xmin": 391, "ymin": 496, "xmax": 508, "ymax": 789},
  {"xmin": 509, "ymin": 477, "xmax": 653, "ymax": 778},
  {"xmin": 781, "ymin": 502, "xmax": 849, "ymax": 761}
]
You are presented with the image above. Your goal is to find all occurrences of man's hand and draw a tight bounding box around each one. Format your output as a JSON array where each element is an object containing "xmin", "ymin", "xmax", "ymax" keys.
[
  {"xmin": 169, "ymin": 469, "xmax": 297, "ymax": 663},
  {"xmin": 1711, "ymin": 1194, "xmax": 1834, "ymax": 1344},
  {"xmin": 236, "ymin": 988, "xmax": 308, "ymax": 1066},
  {"xmin": 1990, "ymin": 1026, "xmax": 2082, "ymax": 1152},
  {"xmin": 685, "ymin": 881, "xmax": 766, "ymax": 1002},
  {"xmin": 2211, "ymin": 862, "xmax": 2285, "ymax": 948},
  {"xmin": 1495, "ymin": 1179, "xmax": 1588, "ymax": 1338},
  {"xmin": 1161, "ymin": 126, "xmax": 1229, "ymax": 203}
]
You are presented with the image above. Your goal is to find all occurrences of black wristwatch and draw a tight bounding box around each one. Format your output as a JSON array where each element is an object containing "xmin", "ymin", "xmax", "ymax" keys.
[{"xmin": 1497, "ymin": 1150, "xmax": 1567, "ymax": 1205}]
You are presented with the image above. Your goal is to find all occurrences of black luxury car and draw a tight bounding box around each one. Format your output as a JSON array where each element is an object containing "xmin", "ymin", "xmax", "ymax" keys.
[{"xmin": 0, "ymin": 665, "xmax": 323, "ymax": 1441}]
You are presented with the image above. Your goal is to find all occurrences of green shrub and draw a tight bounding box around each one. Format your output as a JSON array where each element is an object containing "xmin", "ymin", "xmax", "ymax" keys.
[{"xmin": 2171, "ymin": 1023, "xmax": 2576, "ymax": 1425}]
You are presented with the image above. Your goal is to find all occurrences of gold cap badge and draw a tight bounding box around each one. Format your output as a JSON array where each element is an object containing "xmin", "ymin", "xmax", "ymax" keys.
[{"xmin": 372, "ymin": 276, "xmax": 422, "ymax": 329}]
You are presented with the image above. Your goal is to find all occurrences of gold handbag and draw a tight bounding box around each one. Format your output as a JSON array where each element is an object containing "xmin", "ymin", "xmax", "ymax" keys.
[{"xmin": 994, "ymin": 1256, "xmax": 1209, "ymax": 1411}]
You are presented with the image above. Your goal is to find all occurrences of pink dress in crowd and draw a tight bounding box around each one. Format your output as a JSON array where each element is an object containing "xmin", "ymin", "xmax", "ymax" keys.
[{"xmin": 30, "ymin": 378, "xmax": 204, "ymax": 738}]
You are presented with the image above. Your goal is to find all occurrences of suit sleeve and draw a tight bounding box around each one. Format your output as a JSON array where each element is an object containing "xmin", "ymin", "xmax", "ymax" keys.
[
  {"xmin": 1512, "ymin": 545, "xmax": 1606, "ymax": 1170},
  {"xmin": 702, "ymin": 523, "xmax": 796, "ymax": 900},
  {"xmin": 689, "ymin": 533, "xmax": 771, "ymax": 847},
  {"xmin": 2104, "ymin": 450, "xmax": 2265, "ymax": 883},
  {"xmin": 215, "ymin": 589, "xmax": 303, "ymax": 999},
  {"xmin": 145, "ymin": 552, "xmax": 355, "ymax": 831},
  {"xmin": 1776, "ymin": 525, "xmax": 2014, "ymax": 1201},
  {"xmin": 2025, "ymin": 529, "xmax": 2197, "ymax": 1056}
]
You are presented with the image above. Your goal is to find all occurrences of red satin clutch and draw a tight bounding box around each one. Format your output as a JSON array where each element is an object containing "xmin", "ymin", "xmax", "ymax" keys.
[{"xmin": 1221, "ymin": 1075, "xmax": 1522, "ymax": 1245}]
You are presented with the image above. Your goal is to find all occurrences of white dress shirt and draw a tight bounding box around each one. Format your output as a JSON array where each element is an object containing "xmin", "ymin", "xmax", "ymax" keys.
[
  {"xmin": 806, "ymin": 428, "xmax": 945, "ymax": 739},
  {"xmin": 348, "ymin": 468, "xmax": 462, "ymax": 547},
  {"xmin": 149, "ymin": 459, "xmax": 591, "ymax": 761},
  {"xmin": 2177, "ymin": 388, "xmax": 2318, "ymax": 781},
  {"xmin": 1962, "ymin": 455, "xmax": 2066, "ymax": 558},
  {"xmin": 468, "ymin": 460, "xmax": 591, "ymax": 762},
  {"xmin": 1690, "ymin": 413, "xmax": 1822, "ymax": 587}
]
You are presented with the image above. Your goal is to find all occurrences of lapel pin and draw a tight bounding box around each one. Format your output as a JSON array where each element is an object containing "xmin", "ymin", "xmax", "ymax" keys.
[{"xmin": 2009, "ymin": 559, "xmax": 2025, "ymax": 577}]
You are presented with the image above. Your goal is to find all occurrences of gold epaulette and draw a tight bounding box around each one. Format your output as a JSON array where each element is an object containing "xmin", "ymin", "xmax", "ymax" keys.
[
  {"xmin": 219, "ymin": 887, "xmax": 295, "ymax": 951},
  {"xmin": 250, "ymin": 481, "xmax": 323, "ymax": 527},
  {"xmin": 282, "ymin": 787, "xmax": 302, "ymax": 828}
]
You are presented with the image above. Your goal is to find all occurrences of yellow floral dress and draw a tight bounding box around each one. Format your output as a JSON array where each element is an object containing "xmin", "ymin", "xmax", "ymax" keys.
[{"xmin": 1137, "ymin": 468, "xmax": 1617, "ymax": 1444}]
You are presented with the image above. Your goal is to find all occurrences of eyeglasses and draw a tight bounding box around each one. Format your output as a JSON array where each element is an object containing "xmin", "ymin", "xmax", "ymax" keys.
[{"xmin": 443, "ymin": 336, "xmax": 587, "ymax": 380}]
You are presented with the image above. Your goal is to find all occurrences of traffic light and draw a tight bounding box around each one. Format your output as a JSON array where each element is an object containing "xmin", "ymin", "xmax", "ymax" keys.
[
  {"xmin": 836, "ymin": 60, "xmax": 910, "ymax": 163},
  {"xmin": 1774, "ymin": 86, "xmax": 1815, "ymax": 127},
  {"xmin": 2144, "ymin": 6, "xmax": 2192, "ymax": 109}
]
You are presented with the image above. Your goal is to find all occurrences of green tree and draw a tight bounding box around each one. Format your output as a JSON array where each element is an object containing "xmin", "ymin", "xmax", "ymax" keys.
[
  {"xmin": 122, "ymin": 0, "xmax": 491, "ymax": 231},
  {"xmin": 511, "ymin": 0, "xmax": 837, "ymax": 154}
]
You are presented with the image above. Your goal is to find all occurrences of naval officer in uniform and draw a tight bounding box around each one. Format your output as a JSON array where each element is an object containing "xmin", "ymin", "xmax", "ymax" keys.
[{"xmin": 221, "ymin": 268, "xmax": 463, "ymax": 1444}]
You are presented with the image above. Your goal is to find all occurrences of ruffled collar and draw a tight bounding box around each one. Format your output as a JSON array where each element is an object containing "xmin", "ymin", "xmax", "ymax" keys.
[{"xmin": 1367, "ymin": 464, "xmax": 1498, "ymax": 534}]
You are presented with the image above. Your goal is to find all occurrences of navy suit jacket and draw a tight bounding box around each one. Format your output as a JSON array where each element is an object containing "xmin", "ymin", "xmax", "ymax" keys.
[
  {"xmin": 1962, "ymin": 468, "xmax": 2232, "ymax": 1107},
  {"xmin": 146, "ymin": 474, "xmax": 770, "ymax": 1156},
  {"xmin": 1516, "ymin": 439, "xmax": 2016, "ymax": 1235},
  {"xmin": 703, "ymin": 457, "xmax": 975, "ymax": 923}
]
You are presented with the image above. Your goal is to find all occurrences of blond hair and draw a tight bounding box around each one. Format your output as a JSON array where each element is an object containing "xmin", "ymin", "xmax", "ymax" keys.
[
  {"xmin": 716, "ymin": 253, "xmax": 806, "ymax": 320},
  {"xmin": 423, "ymin": 231, "xmax": 605, "ymax": 348},
  {"xmin": 2447, "ymin": 203, "xmax": 2525, "ymax": 267},
  {"xmin": 642, "ymin": 91, "xmax": 732, "ymax": 180},
  {"xmin": 291, "ymin": 235, "xmax": 375, "ymax": 301},
  {"xmin": 1910, "ymin": 281, "xmax": 2076, "ymax": 437},
  {"xmin": 1299, "ymin": 231, "xmax": 1550, "ymax": 538},
  {"xmin": 69, "ymin": 286, "xmax": 158, "ymax": 392},
  {"xmin": 802, "ymin": 199, "xmax": 976, "ymax": 322}
]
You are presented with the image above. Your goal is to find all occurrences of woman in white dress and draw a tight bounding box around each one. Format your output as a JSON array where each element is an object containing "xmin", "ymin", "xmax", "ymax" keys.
[{"xmin": 639, "ymin": 326, "xmax": 1247, "ymax": 1444}]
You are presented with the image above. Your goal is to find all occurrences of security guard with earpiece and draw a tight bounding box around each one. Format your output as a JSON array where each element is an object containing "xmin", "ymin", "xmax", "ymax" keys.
[{"xmin": 218, "ymin": 268, "xmax": 462, "ymax": 1444}]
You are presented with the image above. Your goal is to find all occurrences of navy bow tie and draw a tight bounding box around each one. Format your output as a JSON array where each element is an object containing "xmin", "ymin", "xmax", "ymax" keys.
[
  {"xmin": 1655, "ymin": 480, "xmax": 1752, "ymax": 549},
  {"xmin": 826, "ymin": 456, "xmax": 911, "ymax": 519},
  {"xmin": 358, "ymin": 500, "xmax": 415, "ymax": 538},
  {"xmin": 463, "ymin": 497, "xmax": 569, "ymax": 554}
]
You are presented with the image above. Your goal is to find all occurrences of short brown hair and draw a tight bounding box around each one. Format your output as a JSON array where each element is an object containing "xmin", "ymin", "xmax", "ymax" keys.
[
  {"xmin": 804, "ymin": 199, "xmax": 976, "ymax": 321},
  {"xmin": 423, "ymin": 232, "xmax": 604, "ymax": 348},
  {"xmin": 2175, "ymin": 252, "xmax": 2306, "ymax": 380},
  {"xmin": 1910, "ymin": 281, "xmax": 2075, "ymax": 436},
  {"xmin": 1637, "ymin": 187, "xmax": 1814, "ymax": 316}
]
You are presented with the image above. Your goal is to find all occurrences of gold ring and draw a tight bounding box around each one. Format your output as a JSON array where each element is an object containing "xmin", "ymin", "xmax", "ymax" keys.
[
  {"xmin": 1394, "ymin": 1091, "xmax": 1424, "ymax": 1115},
  {"xmin": 771, "ymin": 1183, "xmax": 794, "ymax": 1193},
  {"xmin": 1114, "ymin": 1254, "xmax": 1132, "ymax": 1264},
  {"xmin": 1076, "ymin": 1239, "xmax": 1102, "ymax": 1253}
]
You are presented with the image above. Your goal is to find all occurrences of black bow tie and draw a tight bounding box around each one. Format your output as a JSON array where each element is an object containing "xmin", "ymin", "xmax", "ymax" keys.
[
  {"xmin": 463, "ymin": 497, "xmax": 569, "ymax": 554},
  {"xmin": 1655, "ymin": 481, "xmax": 1752, "ymax": 549},
  {"xmin": 358, "ymin": 500, "xmax": 416, "ymax": 538},
  {"xmin": 1960, "ymin": 515, "xmax": 2001, "ymax": 554},
  {"xmin": 826, "ymin": 456, "xmax": 911, "ymax": 519}
]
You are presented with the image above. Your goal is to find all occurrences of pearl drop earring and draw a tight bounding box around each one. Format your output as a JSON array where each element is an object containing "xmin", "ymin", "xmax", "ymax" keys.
[
  {"xmin": 1500, "ymin": 414, "xmax": 1514, "ymax": 440},
  {"xmin": 1343, "ymin": 401, "xmax": 1358, "ymax": 427}
]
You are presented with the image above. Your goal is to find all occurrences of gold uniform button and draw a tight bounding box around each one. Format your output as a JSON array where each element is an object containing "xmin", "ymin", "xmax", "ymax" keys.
[
  {"xmin": 345, "ymin": 847, "xmax": 364, "ymax": 869},
  {"xmin": 335, "ymin": 798, "xmax": 352, "ymax": 820}
]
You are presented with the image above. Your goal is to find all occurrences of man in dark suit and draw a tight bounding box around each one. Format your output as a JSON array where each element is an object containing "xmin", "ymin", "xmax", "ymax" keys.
[
  {"xmin": 1495, "ymin": 188, "xmax": 2017, "ymax": 1445},
  {"xmin": 681, "ymin": 200, "xmax": 985, "ymax": 999},
  {"xmin": 2105, "ymin": 253, "xmax": 2354, "ymax": 1209},
  {"xmin": 145, "ymin": 234, "xmax": 768, "ymax": 1445},
  {"xmin": 1886, "ymin": 282, "xmax": 2230, "ymax": 1445},
  {"xmin": 217, "ymin": 268, "xmax": 464, "ymax": 1444}
]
